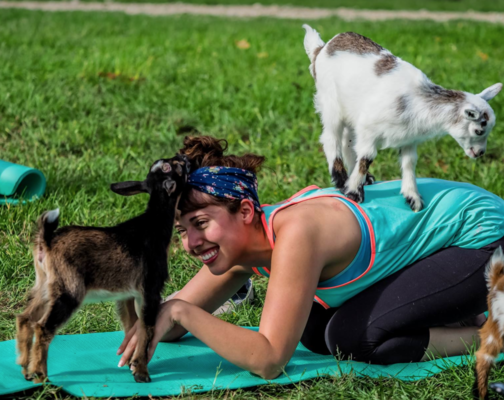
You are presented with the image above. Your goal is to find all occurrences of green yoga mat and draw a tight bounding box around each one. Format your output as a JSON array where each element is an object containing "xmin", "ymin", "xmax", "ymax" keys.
[
  {"xmin": 0, "ymin": 160, "xmax": 46, "ymax": 205},
  {"xmin": 0, "ymin": 328, "xmax": 477, "ymax": 398}
]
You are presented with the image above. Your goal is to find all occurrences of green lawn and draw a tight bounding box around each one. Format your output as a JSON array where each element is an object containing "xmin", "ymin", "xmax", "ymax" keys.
[
  {"xmin": 1, "ymin": 8, "xmax": 504, "ymax": 400},
  {"xmin": 7, "ymin": 0, "xmax": 504, "ymax": 12}
]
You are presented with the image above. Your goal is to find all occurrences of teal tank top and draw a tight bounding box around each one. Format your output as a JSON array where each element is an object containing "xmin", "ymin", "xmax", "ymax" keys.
[{"xmin": 253, "ymin": 178, "xmax": 504, "ymax": 308}]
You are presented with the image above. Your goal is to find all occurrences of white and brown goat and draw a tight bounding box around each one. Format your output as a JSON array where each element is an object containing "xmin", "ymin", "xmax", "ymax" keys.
[
  {"xmin": 16, "ymin": 154, "xmax": 190, "ymax": 383},
  {"xmin": 474, "ymin": 246, "xmax": 504, "ymax": 399},
  {"xmin": 303, "ymin": 24, "xmax": 501, "ymax": 211}
]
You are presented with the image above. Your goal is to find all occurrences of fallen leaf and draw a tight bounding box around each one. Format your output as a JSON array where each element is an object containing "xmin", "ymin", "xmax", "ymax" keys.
[
  {"xmin": 434, "ymin": 37, "xmax": 441, "ymax": 42},
  {"xmin": 435, "ymin": 160, "xmax": 449, "ymax": 173},
  {"xmin": 477, "ymin": 50, "xmax": 488, "ymax": 61},
  {"xmin": 257, "ymin": 52, "xmax": 268, "ymax": 58},
  {"xmin": 236, "ymin": 39, "xmax": 250, "ymax": 49}
]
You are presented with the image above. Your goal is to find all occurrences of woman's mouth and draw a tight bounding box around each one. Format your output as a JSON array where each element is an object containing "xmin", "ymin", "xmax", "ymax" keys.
[{"xmin": 200, "ymin": 247, "xmax": 219, "ymax": 264}]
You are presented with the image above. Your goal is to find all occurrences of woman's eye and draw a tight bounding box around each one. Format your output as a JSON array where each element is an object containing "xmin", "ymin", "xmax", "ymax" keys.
[
  {"xmin": 177, "ymin": 229, "xmax": 186, "ymax": 237},
  {"xmin": 196, "ymin": 220, "xmax": 207, "ymax": 228}
]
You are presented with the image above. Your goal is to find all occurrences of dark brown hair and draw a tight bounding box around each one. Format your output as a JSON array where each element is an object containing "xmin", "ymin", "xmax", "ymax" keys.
[{"xmin": 177, "ymin": 136, "xmax": 265, "ymax": 215}]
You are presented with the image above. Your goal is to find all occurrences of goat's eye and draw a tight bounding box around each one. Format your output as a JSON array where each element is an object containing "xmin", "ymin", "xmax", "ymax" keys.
[{"xmin": 475, "ymin": 129, "xmax": 484, "ymax": 136}]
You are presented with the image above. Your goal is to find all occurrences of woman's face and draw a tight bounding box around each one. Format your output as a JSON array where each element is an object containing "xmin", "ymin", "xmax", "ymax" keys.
[{"xmin": 175, "ymin": 196, "xmax": 254, "ymax": 275}]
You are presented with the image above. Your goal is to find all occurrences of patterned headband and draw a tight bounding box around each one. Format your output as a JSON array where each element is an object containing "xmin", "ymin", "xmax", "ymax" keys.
[{"xmin": 187, "ymin": 166, "xmax": 261, "ymax": 212}]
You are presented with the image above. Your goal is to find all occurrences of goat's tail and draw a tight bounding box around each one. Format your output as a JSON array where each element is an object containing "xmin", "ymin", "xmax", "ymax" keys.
[
  {"xmin": 474, "ymin": 246, "xmax": 504, "ymax": 399},
  {"xmin": 485, "ymin": 246, "xmax": 504, "ymax": 289},
  {"xmin": 302, "ymin": 24, "xmax": 325, "ymax": 63},
  {"xmin": 37, "ymin": 209, "xmax": 60, "ymax": 248}
]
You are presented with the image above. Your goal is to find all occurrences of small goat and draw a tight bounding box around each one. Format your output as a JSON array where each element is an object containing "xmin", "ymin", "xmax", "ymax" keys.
[
  {"xmin": 474, "ymin": 246, "xmax": 504, "ymax": 399},
  {"xmin": 303, "ymin": 24, "xmax": 502, "ymax": 211},
  {"xmin": 16, "ymin": 154, "xmax": 190, "ymax": 383}
]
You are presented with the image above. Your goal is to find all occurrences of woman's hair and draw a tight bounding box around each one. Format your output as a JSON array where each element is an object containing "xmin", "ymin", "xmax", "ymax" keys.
[{"xmin": 178, "ymin": 136, "xmax": 265, "ymax": 215}]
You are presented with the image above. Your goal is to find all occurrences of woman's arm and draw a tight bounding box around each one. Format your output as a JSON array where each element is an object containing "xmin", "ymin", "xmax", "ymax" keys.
[{"xmin": 150, "ymin": 218, "xmax": 324, "ymax": 379}]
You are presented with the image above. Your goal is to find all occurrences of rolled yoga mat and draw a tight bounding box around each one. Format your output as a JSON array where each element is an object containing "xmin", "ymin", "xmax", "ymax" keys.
[{"xmin": 0, "ymin": 160, "xmax": 46, "ymax": 205}]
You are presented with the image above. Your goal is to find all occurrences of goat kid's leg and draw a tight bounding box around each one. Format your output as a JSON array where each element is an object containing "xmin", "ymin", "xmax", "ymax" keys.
[
  {"xmin": 342, "ymin": 127, "xmax": 374, "ymax": 186},
  {"xmin": 117, "ymin": 298, "xmax": 138, "ymax": 333},
  {"xmin": 343, "ymin": 138, "xmax": 376, "ymax": 203},
  {"xmin": 399, "ymin": 145, "xmax": 423, "ymax": 212},
  {"xmin": 16, "ymin": 292, "xmax": 48, "ymax": 378},
  {"xmin": 28, "ymin": 292, "xmax": 81, "ymax": 383},
  {"xmin": 474, "ymin": 320, "xmax": 502, "ymax": 399},
  {"xmin": 128, "ymin": 295, "xmax": 160, "ymax": 383},
  {"xmin": 319, "ymin": 111, "xmax": 347, "ymax": 189}
]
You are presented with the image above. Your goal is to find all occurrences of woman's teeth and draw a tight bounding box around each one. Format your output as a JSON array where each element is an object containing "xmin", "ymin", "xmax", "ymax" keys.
[{"xmin": 202, "ymin": 249, "xmax": 218, "ymax": 261}]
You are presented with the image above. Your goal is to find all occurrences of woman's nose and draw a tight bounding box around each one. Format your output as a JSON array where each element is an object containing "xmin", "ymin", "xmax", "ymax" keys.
[{"xmin": 187, "ymin": 229, "xmax": 204, "ymax": 252}]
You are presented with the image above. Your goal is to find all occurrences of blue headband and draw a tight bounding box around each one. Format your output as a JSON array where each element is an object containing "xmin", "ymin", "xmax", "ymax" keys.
[{"xmin": 187, "ymin": 166, "xmax": 261, "ymax": 212}]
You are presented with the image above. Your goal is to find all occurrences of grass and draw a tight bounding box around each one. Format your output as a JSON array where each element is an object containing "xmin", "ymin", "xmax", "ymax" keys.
[
  {"xmin": 1, "ymin": 8, "xmax": 504, "ymax": 400},
  {"xmin": 7, "ymin": 0, "xmax": 504, "ymax": 12}
]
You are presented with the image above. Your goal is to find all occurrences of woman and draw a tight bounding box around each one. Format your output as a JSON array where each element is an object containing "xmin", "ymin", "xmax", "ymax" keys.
[{"xmin": 117, "ymin": 136, "xmax": 504, "ymax": 379}]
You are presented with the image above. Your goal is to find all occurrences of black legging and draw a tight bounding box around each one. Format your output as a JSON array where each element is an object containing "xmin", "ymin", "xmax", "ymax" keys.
[{"xmin": 300, "ymin": 237, "xmax": 504, "ymax": 364}]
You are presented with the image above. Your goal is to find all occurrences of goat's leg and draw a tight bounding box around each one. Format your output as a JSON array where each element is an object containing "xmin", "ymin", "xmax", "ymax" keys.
[
  {"xmin": 342, "ymin": 127, "xmax": 374, "ymax": 186},
  {"xmin": 474, "ymin": 320, "xmax": 503, "ymax": 399},
  {"xmin": 343, "ymin": 137, "xmax": 377, "ymax": 203},
  {"xmin": 319, "ymin": 108, "xmax": 347, "ymax": 189},
  {"xmin": 117, "ymin": 298, "xmax": 138, "ymax": 333},
  {"xmin": 16, "ymin": 291, "xmax": 48, "ymax": 379},
  {"xmin": 128, "ymin": 294, "xmax": 161, "ymax": 383},
  {"xmin": 399, "ymin": 145, "xmax": 423, "ymax": 212},
  {"xmin": 28, "ymin": 291, "xmax": 81, "ymax": 383}
]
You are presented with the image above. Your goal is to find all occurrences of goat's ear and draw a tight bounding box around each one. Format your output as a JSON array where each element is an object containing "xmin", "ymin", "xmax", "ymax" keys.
[
  {"xmin": 464, "ymin": 109, "xmax": 480, "ymax": 121},
  {"xmin": 110, "ymin": 181, "xmax": 147, "ymax": 196},
  {"xmin": 478, "ymin": 83, "xmax": 502, "ymax": 102},
  {"xmin": 179, "ymin": 154, "xmax": 191, "ymax": 173}
]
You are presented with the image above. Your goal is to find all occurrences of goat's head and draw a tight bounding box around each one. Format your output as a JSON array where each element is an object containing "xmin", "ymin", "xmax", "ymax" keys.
[
  {"xmin": 449, "ymin": 83, "xmax": 502, "ymax": 159},
  {"xmin": 110, "ymin": 154, "xmax": 191, "ymax": 198}
]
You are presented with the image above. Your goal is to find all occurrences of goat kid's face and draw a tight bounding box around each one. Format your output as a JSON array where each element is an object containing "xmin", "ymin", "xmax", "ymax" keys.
[
  {"xmin": 450, "ymin": 83, "xmax": 501, "ymax": 159},
  {"xmin": 110, "ymin": 154, "xmax": 191, "ymax": 198}
]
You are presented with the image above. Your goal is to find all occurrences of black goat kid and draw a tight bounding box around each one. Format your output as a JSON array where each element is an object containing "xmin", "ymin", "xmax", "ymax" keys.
[{"xmin": 16, "ymin": 154, "xmax": 190, "ymax": 383}]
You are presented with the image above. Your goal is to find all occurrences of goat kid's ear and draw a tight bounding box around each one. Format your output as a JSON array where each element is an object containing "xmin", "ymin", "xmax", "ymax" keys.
[
  {"xmin": 183, "ymin": 156, "xmax": 191, "ymax": 173},
  {"xmin": 162, "ymin": 179, "xmax": 177, "ymax": 195},
  {"xmin": 464, "ymin": 109, "xmax": 481, "ymax": 121},
  {"xmin": 478, "ymin": 83, "xmax": 502, "ymax": 102},
  {"xmin": 110, "ymin": 181, "xmax": 148, "ymax": 196}
]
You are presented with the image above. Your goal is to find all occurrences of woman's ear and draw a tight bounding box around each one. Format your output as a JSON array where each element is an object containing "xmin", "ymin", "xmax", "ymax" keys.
[{"xmin": 240, "ymin": 199, "xmax": 256, "ymax": 225}]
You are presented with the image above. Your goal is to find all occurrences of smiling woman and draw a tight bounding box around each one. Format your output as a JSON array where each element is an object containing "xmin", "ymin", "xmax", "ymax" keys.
[{"xmin": 117, "ymin": 135, "xmax": 504, "ymax": 378}]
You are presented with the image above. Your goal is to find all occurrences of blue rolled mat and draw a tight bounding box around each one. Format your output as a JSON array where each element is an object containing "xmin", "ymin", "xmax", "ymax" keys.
[
  {"xmin": 0, "ymin": 160, "xmax": 46, "ymax": 205},
  {"xmin": 0, "ymin": 328, "xmax": 480, "ymax": 398}
]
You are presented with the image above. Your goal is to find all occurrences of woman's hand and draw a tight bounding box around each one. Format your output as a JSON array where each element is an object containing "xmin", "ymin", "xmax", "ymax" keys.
[{"xmin": 117, "ymin": 300, "xmax": 184, "ymax": 367}]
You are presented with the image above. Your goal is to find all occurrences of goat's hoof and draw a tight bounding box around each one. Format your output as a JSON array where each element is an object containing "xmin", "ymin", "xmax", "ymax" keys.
[
  {"xmin": 332, "ymin": 171, "xmax": 348, "ymax": 190},
  {"xmin": 133, "ymin": 372, "xmax": 152, "ymax": 383},
  {"xmin": 364, "ymin": 173, "xmax": 375, "ymax": 186},
  {"xmin": 27, "ymin": 371, "xmax": 47, "ymax": 383},
  {"xmin": 405, "ymin": 196, "xmax": 423, "ymax": 212},
  {"xmin": 343, "ymin": 186, "xmax": 364, "ymax": 203}
]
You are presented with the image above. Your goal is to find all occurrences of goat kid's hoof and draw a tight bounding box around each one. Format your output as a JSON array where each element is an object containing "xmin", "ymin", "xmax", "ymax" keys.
[
  {"xmin": 405, "ymin": 196, "xmax": 424, "ymax": 212},
  {"xmin": 130, "ymin": 360, "xmax": 151, "ymax": 383},
  {"xmin": 332, "ymin": 172, "xmax": 348, "ymax": 190},
  {"xmin": 133, "ymin": 372, "xmax": 152, "ymax": 383},
  {"xmin": 364, "ymin": 173, "xmax": 375, "ymax": 186},
  {"xmin": 26, "ymin": 372, "xmax": 47, "ymax": 383},
  {"xmin": 343, "ymin": 186, "xmax": 364, "ymax": 203}
]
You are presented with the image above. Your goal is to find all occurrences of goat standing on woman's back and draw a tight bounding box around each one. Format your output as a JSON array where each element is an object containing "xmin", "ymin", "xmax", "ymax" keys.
[
  {"xmin": 303, "ymin": 24, "xmax": 501, "ymax": 211},
  {"xmin": 16, "ymin": 154, "xmax": 190, "ymax": 383}
]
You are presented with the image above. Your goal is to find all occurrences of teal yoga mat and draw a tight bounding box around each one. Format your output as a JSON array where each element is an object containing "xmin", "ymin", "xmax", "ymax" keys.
[
  {"xmin": 0, "ymin": 328, "xmax": 478, "ymax": 398},
  {"xmin": 0, "ymin": 160, "xmax": 46, "ymax": 205}
]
